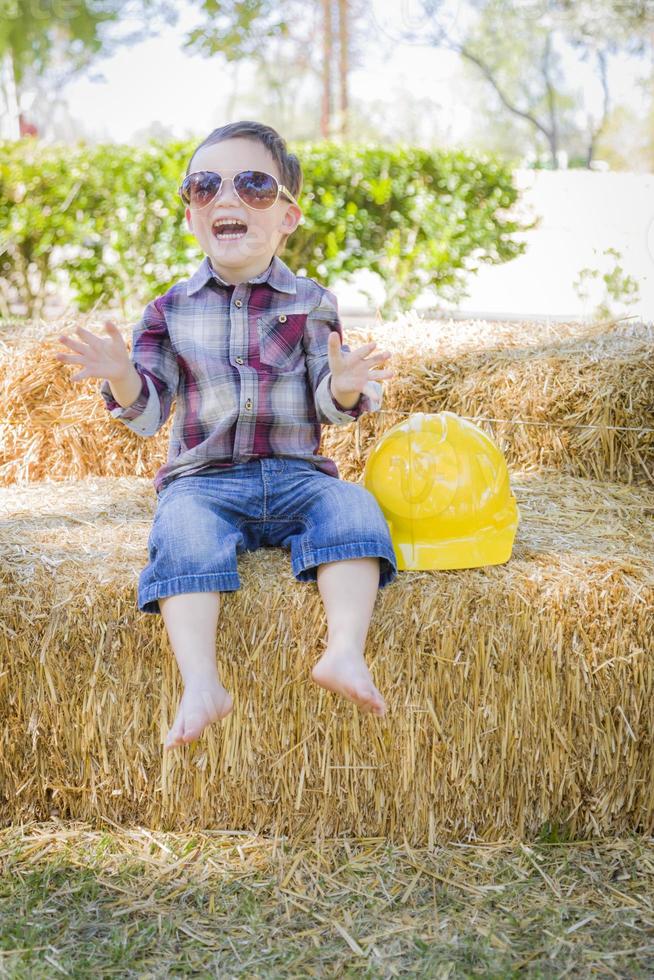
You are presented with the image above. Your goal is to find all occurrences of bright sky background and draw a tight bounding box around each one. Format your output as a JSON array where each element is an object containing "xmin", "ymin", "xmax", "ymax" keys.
[
  {"xmin": 33, "ymin": 0, "xmax": 649, "ymax": 148},
  {"xmin": 23, "ymin": 0, "xmax": 651, "ymax": 318}
]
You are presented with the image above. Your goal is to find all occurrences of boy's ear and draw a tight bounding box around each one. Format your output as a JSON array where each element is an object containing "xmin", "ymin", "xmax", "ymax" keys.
[
  {"xmin": 282, "ymin": 203, "xmax": 302, "ymax": 235},
  {"xmin": 185, "ymin": 206, "xmax": 193, "ymax": 231}
]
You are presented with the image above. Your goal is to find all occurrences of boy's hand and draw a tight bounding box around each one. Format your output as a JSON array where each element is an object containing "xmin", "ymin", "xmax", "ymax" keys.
[
  {"xmin": 327, "ymin": 333, "xmax": 394, "ymax": 402},
  {"xmin": 54, "ymin": 321, "xmax": 132, "ymax": 383}
]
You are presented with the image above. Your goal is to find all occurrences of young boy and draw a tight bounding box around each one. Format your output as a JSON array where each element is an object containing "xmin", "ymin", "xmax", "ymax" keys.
[{"xmin": 55, "ymin": 120, "xmax": 398, "ymax": 750}]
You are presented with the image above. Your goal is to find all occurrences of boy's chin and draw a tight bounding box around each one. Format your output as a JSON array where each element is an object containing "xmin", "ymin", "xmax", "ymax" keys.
[
  {"xmin": 208, "ymin": 239, "xmax": 270, "ymax": 263},
  {"xmin": 208, "ymin": 251, "xmax": 276, "ymax": 279}
]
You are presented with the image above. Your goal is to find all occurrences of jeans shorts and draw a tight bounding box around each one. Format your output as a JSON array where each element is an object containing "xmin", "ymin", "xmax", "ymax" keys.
[{"xmin": 138, "ymin": 457, "xmax": 399, "ymax": 615}]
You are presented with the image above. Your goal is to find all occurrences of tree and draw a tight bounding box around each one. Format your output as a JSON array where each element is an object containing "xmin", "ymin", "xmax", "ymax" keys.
[
  {"xmin": 182, "ymin": 0, "xmax": 366, "ymax": 139},
  {"xmin": 337, "ymin": 0, "xmax": 349, "ymax": 138},
  {"xmin": 396, "ymin": 0, "xmax": 654, "ymax": 168},
  {"xmin": 0, "ymin": 0, "xmax": 177, "ymax": 140}
]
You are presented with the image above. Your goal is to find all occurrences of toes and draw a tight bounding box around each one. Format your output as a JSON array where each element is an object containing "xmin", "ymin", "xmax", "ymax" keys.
[
  {"xmin": 345, "ymin": 682, "xmax": 385, "ymax": 715},
  {"xmin": 166, "ymin": 733, "xmax": 184, "ymax": 748},
  {"xmin": 164, "ymin": 724, "xmax": 184, "ymax": 749},
  {"xmin": 312, "ymin": 661, "xmax": 386, "ymax": 715},
  {"xmin": 181, "ymin": 711, "xmax": 206, "ymax": 743},
  {"xmin": 358, "ymin": 686, "xmax": 386, "ymax": 715}
]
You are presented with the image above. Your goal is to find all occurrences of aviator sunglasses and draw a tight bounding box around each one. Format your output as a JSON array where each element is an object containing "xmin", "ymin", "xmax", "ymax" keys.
[{"xmin": 179, "ymin": 169, "xmax": 301, "ymax": 212}]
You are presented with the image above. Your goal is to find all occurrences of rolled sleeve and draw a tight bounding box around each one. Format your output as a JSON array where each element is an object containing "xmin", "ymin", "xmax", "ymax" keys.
[
  {"xmin": 304, "ymin": 287, "xmax": 383, "ymax": 425},
  {"xmin": 99, "ymin": 295, "xmax": 179, "ymax": 438}
]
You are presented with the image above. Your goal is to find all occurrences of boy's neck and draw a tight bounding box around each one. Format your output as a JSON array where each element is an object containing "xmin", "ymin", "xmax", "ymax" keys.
[{"xmin": 208, "ymin": 255, "xmax": 274, "ymax": 286}]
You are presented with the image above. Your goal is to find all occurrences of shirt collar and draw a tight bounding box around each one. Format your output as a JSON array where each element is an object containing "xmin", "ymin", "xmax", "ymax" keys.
[{"xmin": 186, "ymin": 254, "xmax": 297, "ymax": 297}]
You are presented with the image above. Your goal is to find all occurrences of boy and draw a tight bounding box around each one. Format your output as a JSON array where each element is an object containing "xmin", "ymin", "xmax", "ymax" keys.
[{"xmin": 56, "ymin": 120, "xmax": 397, "ymax": 750}]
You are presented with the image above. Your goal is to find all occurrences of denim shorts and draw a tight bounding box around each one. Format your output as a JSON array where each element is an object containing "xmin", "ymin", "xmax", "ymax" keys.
[{"xmin": 138, "ymin": 457, "xmax": 399, "ymax": 615}]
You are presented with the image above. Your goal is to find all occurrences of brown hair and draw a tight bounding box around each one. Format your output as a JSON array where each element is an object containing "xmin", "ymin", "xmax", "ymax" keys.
[{"xmin": 185, "ymin": 120, "xmax": 302, "ymax": 255}]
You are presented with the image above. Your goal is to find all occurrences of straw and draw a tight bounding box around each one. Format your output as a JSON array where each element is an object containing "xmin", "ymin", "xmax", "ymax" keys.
[
  {"xmin": 1, "ymin": 468, "xmax": 652, "ymax": 842},
  {"xmin": 1, "ymin": 312, "xmax": 652, "ymax": 487}
]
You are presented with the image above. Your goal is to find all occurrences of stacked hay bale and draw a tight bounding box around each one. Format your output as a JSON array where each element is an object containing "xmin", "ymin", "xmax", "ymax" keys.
[
  {"xmin": 1, "ymin": 312, "xmax": 653, "ymax": 842},
  {"xmin": 1, "ymin": 314, "xmax": 652, "ymax": 487}
]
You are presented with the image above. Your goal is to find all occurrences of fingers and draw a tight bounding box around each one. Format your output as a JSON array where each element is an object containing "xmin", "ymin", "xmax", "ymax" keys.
[
  {"xmin": 74, "ymin": 325, "xmax": 101, "ymax": 346},
  {"xmin": 357, "ymin": 343, "xmax": 392, "ymax": 363},
  {"xmin": 332, "ymin": 337, "xmax": 392, "ymax": 362},
  {"xmin": 57, "ymin": 334, "xmax": 85, "ymax": 354},
  {"xmin": 55, "ymin": 351, "xmax": 81, "ymax": 365},
  {"xmin": 57, "ymin": 325, "xmax": 97, "ymax": 349},
  {"xmin": 353, "ymin": 341, "xmax": 377, "ymax": 357}
]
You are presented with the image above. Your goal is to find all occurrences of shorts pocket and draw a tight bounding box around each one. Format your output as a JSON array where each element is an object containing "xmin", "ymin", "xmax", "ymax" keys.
[{"xmin": 257, "ymin": 312, "xmax": 306, "ymax": 371}]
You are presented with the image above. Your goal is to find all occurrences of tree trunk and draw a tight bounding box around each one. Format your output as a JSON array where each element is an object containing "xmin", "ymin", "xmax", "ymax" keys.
[
  {"xmin": 542, "ymin": 33, "xmax": 559, "ymax": 168},
  {"xmin": 585, "ymin": 47, "xmax": 610, "ymax": 167},
  {"xmin": 321, "ymin": 0, "xmax": 333, "ymax": 138},
  {"xmin": 338, "ymin": 0, "xmax": 348, "ymax": 139},
  {"xmin": 0, "ymin": 49, "xmax": 20, "ymax": 140}
]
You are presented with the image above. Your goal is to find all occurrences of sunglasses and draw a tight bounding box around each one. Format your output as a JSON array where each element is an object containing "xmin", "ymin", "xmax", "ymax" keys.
[{"xmin": 179, "ymin": 169, "xmax": 300, "ymax": 212}]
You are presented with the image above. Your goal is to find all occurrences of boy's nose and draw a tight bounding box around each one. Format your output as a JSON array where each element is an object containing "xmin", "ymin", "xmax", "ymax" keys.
[{"xmin": 214, "ymin": 177, "xmax": 240, "ymax": 205}]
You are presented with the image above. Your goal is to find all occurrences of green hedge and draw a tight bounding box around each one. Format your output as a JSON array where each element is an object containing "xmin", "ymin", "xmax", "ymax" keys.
[{"xmin": 0, "ymin": 139, "xmax": 532, "ymax": 319}]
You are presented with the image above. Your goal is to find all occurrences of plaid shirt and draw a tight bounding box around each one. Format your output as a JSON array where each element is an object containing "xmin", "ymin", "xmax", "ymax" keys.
[{"xmin": 100, "ymin": 254, "xmax": 382, "ymax": 493}]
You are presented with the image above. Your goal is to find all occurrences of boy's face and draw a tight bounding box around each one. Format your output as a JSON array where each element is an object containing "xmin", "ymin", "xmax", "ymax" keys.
[{"xmin": 185, "ymin": 137, "xmax": 302, "ymax": 283}]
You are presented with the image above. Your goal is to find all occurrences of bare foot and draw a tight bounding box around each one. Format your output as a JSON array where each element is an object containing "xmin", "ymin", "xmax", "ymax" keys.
[
  {"xmin": 311, "ymin": 645, "xmax": 386, "ymax": 716},
  {"xmin": 164, "ymin": 677, "xmax": 233, "ymax": 749}
]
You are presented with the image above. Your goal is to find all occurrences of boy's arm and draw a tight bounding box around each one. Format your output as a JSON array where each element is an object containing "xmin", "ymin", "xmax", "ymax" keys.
[
  {"xmin": 100, "ymin": 295, "xmax": 179, "ymax": 437},
  {"xmin": 303, "ymin": 287, "xmax": 383, "ymax": 425}
]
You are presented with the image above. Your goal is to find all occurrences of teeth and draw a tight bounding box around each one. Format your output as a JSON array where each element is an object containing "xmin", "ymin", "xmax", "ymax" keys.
[
  {"xmin": 213, "ymin": 219, "xmax": 247, "ymax": 241},
  {"xmin": 213, "ymin": 219, "xmax": 247, "ymax": 228}
]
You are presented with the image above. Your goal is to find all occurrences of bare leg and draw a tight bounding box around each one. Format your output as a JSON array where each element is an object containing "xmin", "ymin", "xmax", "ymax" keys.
[
  {"xmin": 159, "ymin": 592, "xmax": 233, "ymax": 749},
  {"xmin": 311, "ymin": 557, "xmax": 386, "ymax": 716}
]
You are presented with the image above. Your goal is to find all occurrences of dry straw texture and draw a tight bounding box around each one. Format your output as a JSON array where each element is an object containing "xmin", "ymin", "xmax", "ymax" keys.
[
  {"xmin": 1, "ymin": 313, "xmax": 653, "ymax": 488},
  {"xmin": 1, "ymin": 470, "xmax": 653, "ymax": 842},
  {"xmin": 2, "ymin": 822, "xmax": 654, "ymax": 975}
]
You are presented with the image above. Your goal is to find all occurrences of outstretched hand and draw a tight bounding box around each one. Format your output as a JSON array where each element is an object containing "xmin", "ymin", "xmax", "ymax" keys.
[
  {"xmin": 54, "ymin": 321, "xmax": 131, "ymax": 383},
  {"xmin": 327, "ymin": 333, "xmax": 394, "ymax": 397}
]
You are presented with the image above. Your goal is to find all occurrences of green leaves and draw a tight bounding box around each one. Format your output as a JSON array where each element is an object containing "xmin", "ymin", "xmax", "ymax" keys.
[
  {"xmin": 284, "ymin": 141, "xmax": 531, "ymax": 316},
  {"xmin": 0, "ymin": 138, "xmax": 530, "ymax": 320}
]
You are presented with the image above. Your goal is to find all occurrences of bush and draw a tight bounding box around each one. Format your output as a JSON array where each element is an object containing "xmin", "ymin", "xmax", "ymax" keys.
[{"xmin": 0, "ymin": 138, "xmax": 531, "ymax": 319}]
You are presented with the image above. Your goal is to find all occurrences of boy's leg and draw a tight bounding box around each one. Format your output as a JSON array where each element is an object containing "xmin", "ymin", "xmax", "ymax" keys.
[
  {"xmin": 313, "ymin": 557, "xmax": 386, "ymax": 716},
  {"xmin": 159, "ymin": 592, "xmax": 233, "ymax": 749}
]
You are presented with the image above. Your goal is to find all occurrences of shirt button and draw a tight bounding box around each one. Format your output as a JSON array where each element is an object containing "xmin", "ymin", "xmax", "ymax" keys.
[
  {"xmin": 234, "ymin": 299, "xmax": 243, "ymax": 308},
  {"xmin": 235, "ymin": 356, "xmax": 244, "ymax": 364},
  {"xmin": 245, "ymin": 398, "xmax": 253, "ymax": 410},
  {"xmin": 278, "ymin": 314, "xmax": 287, "ymax": 322}
]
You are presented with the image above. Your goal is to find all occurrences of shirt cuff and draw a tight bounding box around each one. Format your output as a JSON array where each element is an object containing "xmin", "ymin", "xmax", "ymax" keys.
[
  {"xmin": 331, "ymin": 383, "xmax": 364, "ymax": 413},
  {"xmin": 315, "ymin": 373, "xmax": 382, "ymax": 423},
  {"xmin": 100, "ymin": 371, "xmax": 149, "ymax": 418},
  {"xmin": 99, "ymin": 371, "xmax": 161, "ymax": 436}
]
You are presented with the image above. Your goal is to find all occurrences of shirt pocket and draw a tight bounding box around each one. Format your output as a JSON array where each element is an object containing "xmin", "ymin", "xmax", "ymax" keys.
[{"xmin": 256, "ymin": 312, "xmax": 307, "ymax": 372}]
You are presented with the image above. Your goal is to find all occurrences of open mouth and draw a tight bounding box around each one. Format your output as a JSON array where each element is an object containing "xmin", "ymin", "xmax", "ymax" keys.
[{"xmin": 212, "ymin": 219, "xmax": 248, "ymax": 241}]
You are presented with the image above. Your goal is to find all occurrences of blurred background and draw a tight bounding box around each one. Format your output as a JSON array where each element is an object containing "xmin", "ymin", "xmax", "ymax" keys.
[{"xmin": 1, "ymin": 0, "xmax": 653, "ymax": 321}]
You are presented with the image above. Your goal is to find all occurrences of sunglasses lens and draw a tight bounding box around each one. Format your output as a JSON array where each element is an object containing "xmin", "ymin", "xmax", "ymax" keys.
[
  {"xmin": 181, "ymin": 171, "xmax": 221, "ymax": 208},
  {"xmin": 234, "ymin": 170, "xmax": 278, "ymax": 209}
]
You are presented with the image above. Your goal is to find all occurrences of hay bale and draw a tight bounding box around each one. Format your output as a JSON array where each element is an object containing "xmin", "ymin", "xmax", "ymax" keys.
[
  {"xmin": 326, "ymin": 314, "xmax": 654, "ymax": 486},
  {"xmin": 1, "ymin": 314, "xmax": 652, "ymax": 487},
  {"xmin": 1, "ymin": 469, "xmax": 653, "ymax": 842}
]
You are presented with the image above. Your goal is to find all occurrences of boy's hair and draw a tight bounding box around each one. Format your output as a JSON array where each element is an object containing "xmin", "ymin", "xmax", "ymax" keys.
[{"xmin": 185, "ymin": 120, "xmax": 302, "ymax": 256}]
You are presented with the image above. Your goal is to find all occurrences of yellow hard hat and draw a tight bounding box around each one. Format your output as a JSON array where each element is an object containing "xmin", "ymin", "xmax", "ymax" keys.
[{"xmin": 364, "ymin": 411, "xmax": 519, "ymax": 570}]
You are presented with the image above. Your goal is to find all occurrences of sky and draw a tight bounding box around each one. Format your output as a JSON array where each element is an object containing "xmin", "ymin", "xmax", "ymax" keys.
[
  {"xmin": 46, "ymin": 3, "xmax": 469, "ymax": 145},
  {"xmin": 10, "ymin": 1, "xmax": 651, "ymax": 318},
  {"xmin": 23, "ymin": 0, "xmax": 649, "ymax": 149}
]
